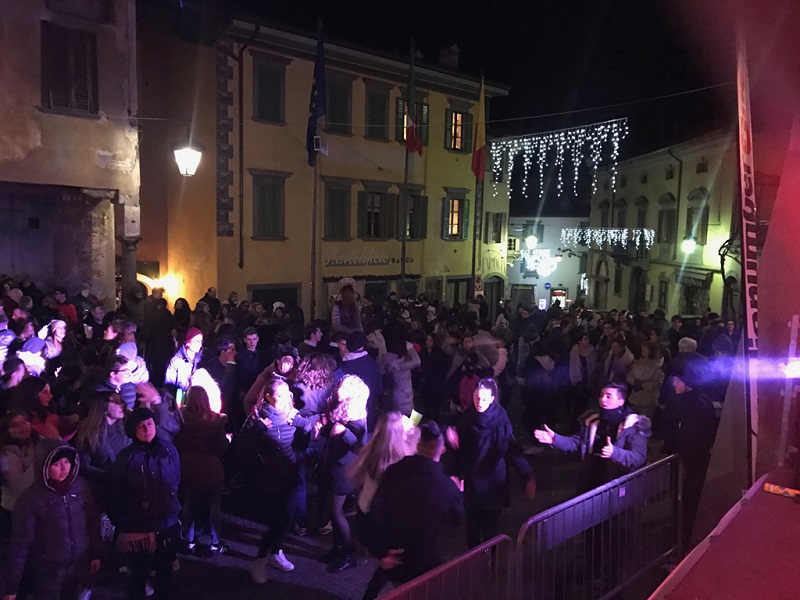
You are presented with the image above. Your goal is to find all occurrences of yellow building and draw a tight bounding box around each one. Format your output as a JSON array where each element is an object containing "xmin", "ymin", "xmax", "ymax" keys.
[
  {"xmin": 138, "ymin": 21, "xmax": 510, "ymax": 317},
  {"xmin": 584, "ymin": 132, "xmax": 739, "ymax": 317},
  {"xmin": 0, "ymin": 0, "xmax": 140, "ymax": 302}
]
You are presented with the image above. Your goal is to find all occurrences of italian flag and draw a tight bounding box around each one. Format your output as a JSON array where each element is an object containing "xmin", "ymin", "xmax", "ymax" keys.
[
  {"xmin": 406, "ymin": 108, "xmax": 423, "ymax": 156},
  {"xmin": 471, "ymin": 77, "xmax": 486, "ymax": 181}
]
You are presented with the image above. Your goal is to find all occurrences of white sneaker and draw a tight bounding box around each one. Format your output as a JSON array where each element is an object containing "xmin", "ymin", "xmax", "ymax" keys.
[
  {"xmin": 144, "ymin": 582, "xmax": 155, "ymax": 597},
  {"xmin": 249, "ymin": 557, "xmax": 269, "ymax": 584},
  {"xmin": 268, "ymin": 549, "xmax": 295, "ymax": 572}
]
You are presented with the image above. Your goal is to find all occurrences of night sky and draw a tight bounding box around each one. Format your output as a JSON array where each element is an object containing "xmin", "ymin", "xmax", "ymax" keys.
[{"xmin": 145, "ymin": 0, "xmax": 739, "ymax": 214}]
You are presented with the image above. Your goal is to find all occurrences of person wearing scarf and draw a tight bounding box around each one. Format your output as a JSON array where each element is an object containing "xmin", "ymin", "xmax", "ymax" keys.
[
  {"xmin": 534, "ymin": 382, "xmax": 650, "ymax": 492},
  {"xmin": 111, "ymin": 408, "xmax": 181, "ymax": 600}
]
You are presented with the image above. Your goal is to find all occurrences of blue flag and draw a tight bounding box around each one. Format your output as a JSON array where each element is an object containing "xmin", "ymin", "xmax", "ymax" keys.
[{"xmin": 306, "ymin": 26, "xmax": 327, "ymax": 167}]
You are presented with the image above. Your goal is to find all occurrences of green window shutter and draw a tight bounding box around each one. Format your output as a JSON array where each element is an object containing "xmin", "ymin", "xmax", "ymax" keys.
[
  {"xmin": 382, "ymin": 193, "xmax": 397, "ymax": 239},
  {"xmin": 699, "ymin": 206, "xmax": 710, "ymax": 245},
  {"xmin": 444, "ymin": 109, "xmax": 453, "ymax": 150},
  {"xmin": 324, "ymin": 188, "xmax": 333, "ymax": 238},
  {"xmin": 395, "ymin": 98, "xmax": 406, "ymax": 143},
  {"xmin": 461, "ymin": 199, "xmax": 471, "ymax": 240},
  {"xmin": 255, "ymin": 63, "xmax": 281, "ymax": 122},
  {"xmin": 484, "ymin": 211, "xmax": 492, "ymax": 243},
  {"xmin": 366, "ymin": 90, "xmax": 388, "ymax": 139},
  {"xmin": 462, "ymin": 111, "xmax": 473, "ymax": 154},
  {"xmin": 253, "ymin": 179, "xmax": 281, "ymax": 238},
  {"xmin": 327, "ymin": 80, "xmax": 350, "ymax": 133},
  {"xmin": 253, "ymin": 182, "xmax": 266, "ymax": 237},
  {"xmin": 325, "ymin": 188, "xmax": 350, "ymax": 239},
  {"xmin": 441, "ymin": 197, "xmax": 450, "ymax": 239},
  {"xmin": 416, "ymin": 195, "xmax": 428, "ymax": 240},
  {"xmin": 420, "ymin": 103, "xmax": 429, "ymax": 145},
  {"xmin": 357, "ymin": 191, "xmax": 368, "ymax": 239}
]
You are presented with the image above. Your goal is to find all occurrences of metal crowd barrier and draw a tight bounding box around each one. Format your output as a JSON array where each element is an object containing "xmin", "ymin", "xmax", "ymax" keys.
[
  {"xmin": 514, "ymin": 454, "xmax": 681, "ymax": 600},
  {"xmin": 380, "ymin": 535, "xmax": 515, "ymax": 600},
  {"xmin": 377, "ymin": 455, "xmax": 680, "ymax": 600}
]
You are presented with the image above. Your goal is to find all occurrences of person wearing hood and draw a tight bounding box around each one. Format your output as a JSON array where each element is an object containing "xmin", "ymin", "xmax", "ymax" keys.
[
  {"xmin": 447, "ymin": 379, "xmax": 536, "ymax": 549},
  {"xmin": 379, "ymin": 337, "xmax": 421, "ymax": 417},
  {"xmin": 4, "ymin": 438, "xmax": 101, "ymax": 600},
  {"xmin": 534, "ymin": 382, "xmax": 650, "ymax": 492},
  {"xmin": 164, "ymin": 327, "xmax": 204, "ymax": 395},
  {"xmin": 111, "ymin": 407, "xmax": 181, "ymax": 600},
  {"xmin": 116, "ymin": 342, "xmax": 150, "ymax": 386}
]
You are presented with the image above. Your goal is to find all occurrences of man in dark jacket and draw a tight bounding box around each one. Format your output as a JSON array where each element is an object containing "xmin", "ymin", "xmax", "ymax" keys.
[
  {"xmin": 535, "ymin": 382, "xmax": 650, "ymax": 492},
  {"xmin": 335, "ymin": 331, "xmax": 382, "ymax": 432},
  {"xmin": 112, "ymin": 408, "xmax": 181, "ymax": 600},
  {"xmin": 198, "ymin": 287, "xmax": 221, "ymax": 320},
  {"xmin": 4, "ymin": 439, "xmax": 101, "ymax": 600},
  {"xmin": 661, "ymin": 363, "xmax": 716, "ymax": 550},
  {"xmin": 361, "ymin": 421, "xmax": 463, "ymax": 600}
]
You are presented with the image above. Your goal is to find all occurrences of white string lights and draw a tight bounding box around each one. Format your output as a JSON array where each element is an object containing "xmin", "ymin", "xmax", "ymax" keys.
[
  {"xmin": 519, "ymin": 248, "xmax": 561, "ymax": 277},
  {"xmin": 560, "ymin": 227, "xmax": 656, "ymax": 250},
  {"xmin": 490, "ymin": 118, "xmax": 629, "ymax": 201}
]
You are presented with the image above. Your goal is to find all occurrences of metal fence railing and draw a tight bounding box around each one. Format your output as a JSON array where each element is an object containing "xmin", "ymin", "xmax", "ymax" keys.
[
  {"xmin": 514, "ymin": 454, "xmax": 681, "ymax": 600},
  {"xmin": 380, "ymin": 535, "xmax": 515, "ymax": 600}
]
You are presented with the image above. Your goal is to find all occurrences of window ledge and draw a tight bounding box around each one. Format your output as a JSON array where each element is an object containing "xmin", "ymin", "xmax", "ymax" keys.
[
  {"xmin": 39, "ymin": 107, "xmax": 100, "ymax": 120},
  {"xmin": 324, "ymin": 129, "xmax": 354, "ymax": 137},
  {"xmin": 364, "ymin": 136, "xmax": 391, "ymax": 143},
  {"xmin": 442, "ymin": 236, "xmax": 467, "ymax": 242},
  {"xmin": 251, "ymin": 236, "xmax": 287, "ymax": 241},
  {"xmin": 323, "ymin": 237, "xmax": 353, "ymax": 242},
  {"xmin": 358, "ymin": 237, "xmax": 392, "ymax": 242},
  {"xmin": 445, "ymin": 147, "xmax": 470, "ymax": 155},
  {"xmin": 251, "ymin": 118, "xmax": 288, "ymax": 126}
]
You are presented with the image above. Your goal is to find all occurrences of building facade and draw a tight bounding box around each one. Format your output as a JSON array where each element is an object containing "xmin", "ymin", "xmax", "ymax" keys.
[
  {"xmin": 0, "ymin": 0, "xmax": 140, "ymax": 302},
  {"xmin": 505, "ymin": 216, "xmax": 588, "ymax": 311},
  {"xmin": 138, "ymin": 21, "xmax": 510, "ymax": 316},
  {"xmin": 583, "ymin": 132, "xmax": 738, "ymax": 317}
]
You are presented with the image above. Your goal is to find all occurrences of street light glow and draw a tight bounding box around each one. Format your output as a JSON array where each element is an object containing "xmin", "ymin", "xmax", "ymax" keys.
[
  {"xmin": 173, "ymin": 142, "xmax": 203, "ymax": 176},
  {"xmin": 525, "ymin": 235, "xmax": 538, "ymax": 249},
  {"xmin": 681, "ymin": 236, "xmax": 697, "ymax": 254}
]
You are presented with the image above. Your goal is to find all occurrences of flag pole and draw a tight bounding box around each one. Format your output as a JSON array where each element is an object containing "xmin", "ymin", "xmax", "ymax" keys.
[
  {"xmin": 469, "ymin": 74, "xmax": 486, "ymax": 300},
  {"xmin": 311, "ymin": 159, "xmax": 319, "ymax": 319},
  {"xmin": 399, "ymin": 39, "xmax": 414, "ymax": 298},
  {"xmin": 307, "ymin": 18, "xmax": 326, "ymax": 319}
]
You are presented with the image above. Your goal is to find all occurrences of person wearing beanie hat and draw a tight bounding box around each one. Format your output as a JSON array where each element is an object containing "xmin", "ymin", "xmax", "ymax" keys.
[
  {"xmin": 335, "ymin": 332, "xmax": 382, "ymax": 432},
  {"xmin": 345, "ymin": 330, "xmax": 367, "ymax": 354},
  {"xmin": 4, "ymin": 439, "xmax": 101, "ymax": 599},
  {"xmin": 164, "ymin": 327, "xmax": 204, "ymax": 393},
  {"xmin": 116, "ymin": 342, "xmax": 150, "ymax": 385},
  {"xmin": 112, "ymin": 406, "xmax": 181, "ymax": 599}
]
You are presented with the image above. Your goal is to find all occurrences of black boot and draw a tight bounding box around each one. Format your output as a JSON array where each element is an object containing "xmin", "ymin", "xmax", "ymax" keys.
[
  {"xmin": 326, "ymin": 551, "xmax": 357, "ymax": 573},
  {"xmin": 318, "ymin": 544, "xmax": 341, "ymax": 564}
]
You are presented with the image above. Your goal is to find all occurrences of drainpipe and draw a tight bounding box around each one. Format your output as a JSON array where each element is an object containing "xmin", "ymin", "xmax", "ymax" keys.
[
  {"xmin": 667, "ymin": 149, "xmax": 683, "ymax": 261},
  {"xmin": 234, "ymin": 25, "xmax": 259, "ymax": 269}
]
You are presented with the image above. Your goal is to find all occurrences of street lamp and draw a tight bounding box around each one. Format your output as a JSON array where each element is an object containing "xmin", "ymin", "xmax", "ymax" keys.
[
  {"xmin": 681, "ymin": 236, "xmax": 697, "ymax": 254},
  {"xmin": 173, "ymin": 138, "xmax": 204, "ymax": 176},
  {"xmin": 525, "ymin": 235, "xmax": 538, "ymax": 249}
]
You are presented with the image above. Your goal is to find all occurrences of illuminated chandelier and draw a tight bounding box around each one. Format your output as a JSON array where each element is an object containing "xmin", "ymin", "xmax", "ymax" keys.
[{"xmin": 560, "ymin": 227, "xmax": 656, "ymax": 250}]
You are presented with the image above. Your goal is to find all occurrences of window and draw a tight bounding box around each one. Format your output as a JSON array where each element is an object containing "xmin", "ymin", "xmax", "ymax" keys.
[
  {"xmin": 253, "ymin": 59, "xmax": 285, "ymax": 123},
  {"xmin": 395, "ymin": 98, "xmax": 429, "ymax": 145},
  {"xmin": 658, "ymin": 280, "xmax": 668, "ymax": 310},
  {"xmin": 579, "ymin": 253, "xmax": 588, "ymax": 273},
  {"xmin": 666, "ymin": 165, "xmax": 675, "ymax": 180},
  {"xmin": 41, "ymin": 22, "xmax": 98, "ymax": 114},
  {"xmin": 324, "ymin": 186, "xmax": 350, "ymax": 240},
  {"xmin": 696, "ymin": 157, "xmax": 708, "ymax": 174},
  {"xmin": 444, "ymin": 109, "xmax": 473, "ymax": 152},
  {"xmin": 640, "ymin": 172, "xmax": 648, "ymax": 184},
  {"xmin": 252, "ymin": 175, "xmax": 285, "ymax": 239},
  {"xmin": 599, "ymin": 203, "xmax": 609, "ymax": 228},
  {"xmin": 485, "ymin": 212, "xmax": 506, "ymax": 244},
  {"xmin": 527, "ymin": 222, "xmax": 545, "ymax": 245},
  {"xmin": 686, "ymin": 205, "xmax": 710, "ymax": 246},
  {"xmin": 326, "ymin": 76, "xmax": 352, "ymax": 134},
  {"xmin": 365, "ymin": 85, "xmax": 389, "ymax": 140},
  {"xmin": 603, "ymin": 179, "xmax": 610, "ymax": 191},
  {"xmin": 357, "ymin": 191, "xmax": 396, "ymax": 239},
  {"xmin": 620, "ymin": 175, "xmax": 627, "ymax": 188},
  {"xmin": 657, "ymin": 209, "xmax": 676, "ymax": 243},
  {"xmin": 615, "ymin": 201, "xmax": 627, "ymax": 228},
  {"xmin": 614, "ymin": 266, "xmax": 623, "ymax": 295},
  {"xmin": 441, "ymin": 196, "xmax": 470, "ymax": 240},
  {"xmin": 400, "ymin": 192, "xmax": 428, "ymax": 240},
  {"xmin": 507, "ymin": 237, "xmax": 519, "ymax": 252},
  {"xmin": 635, "ymin": 198, "xmax": 648, "ymax": 228}
]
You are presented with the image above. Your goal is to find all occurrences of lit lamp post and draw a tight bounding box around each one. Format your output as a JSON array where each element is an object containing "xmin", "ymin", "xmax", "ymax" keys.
[
  {"xmin": 681, "ymin": 235, "xmax": 697, "ymax": 254},
  {"xmin": 525, "ymin": 235, "xmax": 538, "ymax": 249},
  {"xmin": 173, "ymin": 139, "xmax": 204, "ymax": 176}
]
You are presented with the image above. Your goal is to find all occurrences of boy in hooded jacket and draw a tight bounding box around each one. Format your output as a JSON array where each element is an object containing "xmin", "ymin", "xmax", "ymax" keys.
[{"xmin": 3, "ymin": 438, "xmax": 101, "ymax": 600}]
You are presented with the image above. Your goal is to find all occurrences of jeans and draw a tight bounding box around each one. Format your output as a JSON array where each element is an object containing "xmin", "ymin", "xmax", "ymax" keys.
[{"xmin": 182, "ymin": 489, "xmax": 222, "ymax": 545}]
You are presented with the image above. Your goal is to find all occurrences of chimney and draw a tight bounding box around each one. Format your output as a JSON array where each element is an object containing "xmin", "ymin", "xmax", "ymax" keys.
[{"xmin": 438, "ymin": 44, "xmax": 460, "ymax": 69}]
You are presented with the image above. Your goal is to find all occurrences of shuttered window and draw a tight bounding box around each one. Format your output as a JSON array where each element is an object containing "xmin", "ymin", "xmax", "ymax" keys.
[
  {"xmin": 657, "ymin": 209, "xmax": 676, "ymax": 243},
  {"xmin": 41, "ymin": 22, "xmax": 98, "ymax": 115},
  {"xmin": 324, "ymin": 186, "xmax": 350, "ymax": 240},
  {"xmin": 444, "ymin": 109, "xmax": 473, "ymax": 153},
  {"xmin": 357, "ymin": 191, "xmax": 396, "ymax": 240},
  {"xmin": 326, "ymin": 78, "xmax": 351, "ymax": 134},
  {"xmin": 686, "ymin": 205, "xmax": 710, "ymax": 246},
  {"xmin": 441, "ymin": 197, "xmax": 470, "ymax": 240},
  {"xmin": 253, "ymin": 60, "xmax": 284, "ymax": 122},
  {"xmin": 365, "ymin": 87, "xmax": 389, "ymax": 140},
  {"xmin": 400, "ymin": 194, "xmax": 428, "ymax": 240},
  {"xmin": 253, "ymin": 176, "xmax": 285, "ymax": 239},
  {"xmin": 395, "ymin": 98, "xmax": 429, "ymax": 145}
]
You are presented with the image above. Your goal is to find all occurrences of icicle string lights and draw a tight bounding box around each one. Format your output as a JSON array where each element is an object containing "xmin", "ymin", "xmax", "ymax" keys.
[
  {"xmin": 560, "ymin": 227, "xmax": 656, "ymax": 250},
  {"xmin": 490, "ymin": 118, "xmax": 629, "ymax": 200}
]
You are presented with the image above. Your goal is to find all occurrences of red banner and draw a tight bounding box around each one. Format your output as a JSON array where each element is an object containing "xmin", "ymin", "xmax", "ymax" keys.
[{"xmin": 736, "ymin": 31, "xmax": 759, "ymax": 484}]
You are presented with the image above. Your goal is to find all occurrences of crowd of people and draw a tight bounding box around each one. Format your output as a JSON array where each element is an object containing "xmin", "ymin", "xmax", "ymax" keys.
[{"xmin": 0, "ymin": 276, "xmax": 736, "ymax": 598}]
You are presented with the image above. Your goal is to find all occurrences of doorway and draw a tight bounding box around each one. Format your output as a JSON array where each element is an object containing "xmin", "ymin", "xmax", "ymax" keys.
[{"xmin": 483, "ymin": 276, "xmax": 505, "ymax": 323}]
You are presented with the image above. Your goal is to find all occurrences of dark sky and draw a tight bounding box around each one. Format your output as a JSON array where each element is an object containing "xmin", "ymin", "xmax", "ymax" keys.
[{"xmin": 148, "ymin": 0, "xmax": 738, "ymax": 214}]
